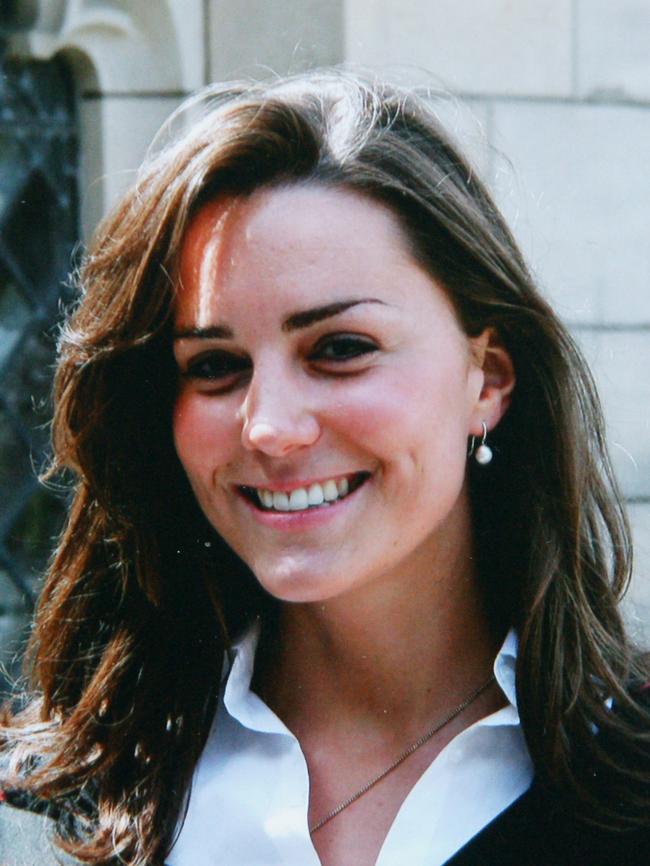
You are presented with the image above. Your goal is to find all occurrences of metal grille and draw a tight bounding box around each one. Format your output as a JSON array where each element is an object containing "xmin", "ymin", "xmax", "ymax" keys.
[{"xmin": 0, "ymin": 47, "xmax": 79, "ymax": 685}]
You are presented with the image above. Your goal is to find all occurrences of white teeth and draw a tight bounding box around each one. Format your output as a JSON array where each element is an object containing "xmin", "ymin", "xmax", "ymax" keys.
[
  {"xmin": 289, "ymin": 488, "xmax": 309, "ymax": 511},
  {"xmin": 307, "ymin": 483, "xmax": 325, "ymax": 506},
  {"xmin": 272, "ymin": 491, "xmax": 290, "ymax": 511},
  {"xmin": 252, "ymin": 475, "xmax": 361, "ymax": 512}
]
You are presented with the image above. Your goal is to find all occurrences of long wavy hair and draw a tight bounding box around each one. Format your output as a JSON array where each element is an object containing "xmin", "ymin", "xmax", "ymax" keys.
[{"xmin": 1, "ymin": 70, "xmax": 649, "ymax": 865}]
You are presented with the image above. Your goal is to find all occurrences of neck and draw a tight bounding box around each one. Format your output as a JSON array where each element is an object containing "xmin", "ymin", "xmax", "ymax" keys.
[{"xmin": 255, "ymin": 508, "xmax": 502, "ymax": 734}]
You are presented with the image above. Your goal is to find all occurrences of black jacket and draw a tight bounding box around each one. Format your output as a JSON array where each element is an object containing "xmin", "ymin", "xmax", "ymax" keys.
[{"xmin": 446, "ymin": 777, "xmax": 650, "ymax": 866}]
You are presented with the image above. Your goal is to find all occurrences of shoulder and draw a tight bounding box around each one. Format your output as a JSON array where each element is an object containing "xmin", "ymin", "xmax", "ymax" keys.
[
  {"xmin": 446, "ymin": 776, "xmax": 650, "ymax": 866},
  {"xmin": 0, "ymin": 793, "xmax": 83, "ymax": 866},
  {"xmin": 0, "ymin": 790, "xmax": 170, "ymax": 866}
]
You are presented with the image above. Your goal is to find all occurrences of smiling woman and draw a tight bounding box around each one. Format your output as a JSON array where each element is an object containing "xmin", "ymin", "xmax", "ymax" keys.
[
  {"xmin": 171, "ymin": 187, "xmax": 513, "ymax": 610},
  {"xmin": 0, "ymin": 70, "xmax": 649, "ymax": 866}
]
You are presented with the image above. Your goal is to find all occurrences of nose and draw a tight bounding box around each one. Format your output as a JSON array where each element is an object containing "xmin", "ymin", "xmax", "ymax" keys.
[{"xmin": 238, "ymin": 363, "xmax": 321, "ymax": 457}]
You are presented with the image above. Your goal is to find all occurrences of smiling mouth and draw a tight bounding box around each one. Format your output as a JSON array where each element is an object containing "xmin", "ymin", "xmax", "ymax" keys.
[{"xmin": 239, "ymin": 472, "xmax": 370, "ymax": 513}]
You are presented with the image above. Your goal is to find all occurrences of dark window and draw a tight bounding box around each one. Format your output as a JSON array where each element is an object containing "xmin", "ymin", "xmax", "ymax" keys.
[{"xmin": 0, "ymin": 46, "xmax": 79, "ymax": 688}]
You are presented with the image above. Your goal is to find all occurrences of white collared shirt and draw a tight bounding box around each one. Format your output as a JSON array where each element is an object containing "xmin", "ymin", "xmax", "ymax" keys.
[{"xmin": 168, "ymin": 627, "xmax": 533, "ymax": 866}]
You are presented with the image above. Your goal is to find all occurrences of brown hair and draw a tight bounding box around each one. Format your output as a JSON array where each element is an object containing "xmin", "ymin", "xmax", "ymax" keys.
[{"xmin": 2, "ymin": 70, "xmax": 649, "ymax": 865}]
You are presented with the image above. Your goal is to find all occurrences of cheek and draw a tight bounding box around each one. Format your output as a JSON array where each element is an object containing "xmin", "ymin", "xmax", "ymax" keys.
[
  {"xmin": 172, "ymin": 392, "xmax": 238, "ymax": 479},
  {"xmin": 326, "ymin": 365, "xmax": 471, "ymax": 461}
]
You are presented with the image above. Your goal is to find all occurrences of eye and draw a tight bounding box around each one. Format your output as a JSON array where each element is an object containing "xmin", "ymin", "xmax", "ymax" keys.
[
  {"xmin": 309, "ymin": 333, "xmax": 378, "ymax": 364},
  {"xmin": 183, "ymin": 350, "xmax": 251, "ymax": 384}
]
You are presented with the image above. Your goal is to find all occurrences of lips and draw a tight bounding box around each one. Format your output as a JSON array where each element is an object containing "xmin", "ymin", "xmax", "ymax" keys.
[{"xmin": 239, "ymin": 471, "xmax": 370, "ymax": 512}]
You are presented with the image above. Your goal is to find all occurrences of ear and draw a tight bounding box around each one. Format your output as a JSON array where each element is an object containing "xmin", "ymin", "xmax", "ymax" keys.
[{"xmin": 468, "ymin": 328, "xmax": 515, "ymax": 437}]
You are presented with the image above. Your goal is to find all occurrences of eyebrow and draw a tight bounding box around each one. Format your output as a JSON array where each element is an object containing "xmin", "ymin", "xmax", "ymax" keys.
[
  {"xmin": 173, "ymin": 298, "xmax": 387, "ymax": 340},
  {"xmin": 282, "ymin": 298, "xmax": 386, "ymax": 332},
  {"xmin": 173, "ymin": 324, "xmax": 234, "ymax": 340}
]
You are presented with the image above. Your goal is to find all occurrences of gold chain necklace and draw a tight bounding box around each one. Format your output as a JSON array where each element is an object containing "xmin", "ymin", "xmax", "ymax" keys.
[{"xmin": 309, "ymin": 673, "xmax": 496, "ymax": 834}]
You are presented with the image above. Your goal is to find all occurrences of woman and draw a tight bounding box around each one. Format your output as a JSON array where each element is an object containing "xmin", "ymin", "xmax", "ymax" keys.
[{"xmin": 1, "ymin": 70, "xmax": 649, "ymax": 866}]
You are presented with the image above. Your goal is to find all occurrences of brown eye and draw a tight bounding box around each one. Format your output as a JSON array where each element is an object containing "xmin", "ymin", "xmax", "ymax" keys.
[
  {"xmin": 185, "ymin": 351, "xmax": 251, "ymax": 381},
  {"xmin": 310, "ymin": 334, "xmax": 378, "ymax": 362}
]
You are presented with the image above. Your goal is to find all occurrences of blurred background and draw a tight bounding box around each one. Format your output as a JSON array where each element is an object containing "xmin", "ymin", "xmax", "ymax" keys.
[{"xmin": 0, "ymin": 1, "xmax": 649, "ymax": 686}]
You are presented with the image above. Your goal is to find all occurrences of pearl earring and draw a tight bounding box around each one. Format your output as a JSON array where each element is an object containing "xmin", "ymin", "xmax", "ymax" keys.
[{"xmin": 469, "ymin": 421, "xmax": 493, "ymax": 465}]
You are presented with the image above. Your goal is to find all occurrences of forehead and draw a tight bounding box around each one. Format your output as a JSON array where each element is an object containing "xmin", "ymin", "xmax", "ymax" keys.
[{"xmin": 174, "ymin": 184, "xmax": 445, "ymax": 330}]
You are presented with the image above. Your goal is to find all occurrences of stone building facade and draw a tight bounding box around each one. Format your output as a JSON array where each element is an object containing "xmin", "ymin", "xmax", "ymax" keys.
[{"xmin": 1, "ymin": 1, "xmax": 649, "ymax": 650}]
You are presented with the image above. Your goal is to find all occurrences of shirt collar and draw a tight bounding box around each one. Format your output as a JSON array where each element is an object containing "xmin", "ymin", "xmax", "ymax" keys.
[
  {"xmin": 493, "ymin": 628, "xmax": 518, "ymax": 708},
  {"xmin": 223, "ymin": 622, "xmax": 520, "ymax": 733},
  {"xmin": 486, "ymin": 627, "xmax": 520, "ymax": 726},
  {"xmin": 222, "ymin": 620, "xmax": 293, "ymax": 735}
]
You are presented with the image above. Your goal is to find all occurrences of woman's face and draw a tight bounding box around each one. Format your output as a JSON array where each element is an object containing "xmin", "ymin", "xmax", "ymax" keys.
[{"xmin": 173, "ymin": 184, "xmax": 492, "ymax": 603}]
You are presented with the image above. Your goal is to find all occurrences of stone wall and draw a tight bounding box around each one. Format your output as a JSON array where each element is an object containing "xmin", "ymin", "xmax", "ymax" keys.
[{"xmin": 4, "ymin": 0, "xmax": 649, "ymax": 636}]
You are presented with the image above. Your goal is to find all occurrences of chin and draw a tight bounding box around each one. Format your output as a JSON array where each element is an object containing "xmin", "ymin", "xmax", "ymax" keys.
[{"xmin": 251, "ymin": 560, "xmax": 349, "ymax": 605}]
